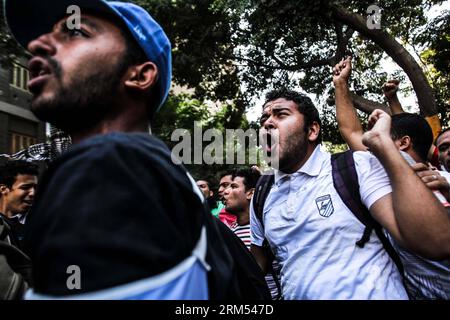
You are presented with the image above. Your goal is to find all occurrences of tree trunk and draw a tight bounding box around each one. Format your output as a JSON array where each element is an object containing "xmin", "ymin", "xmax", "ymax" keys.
[
  {"xmin": 331, "ymin": 5, "xmax": 438, "ymax": 117},
  {"xmin": 350, "ymin": 92, "xmax": 389, "ymax": 114}
]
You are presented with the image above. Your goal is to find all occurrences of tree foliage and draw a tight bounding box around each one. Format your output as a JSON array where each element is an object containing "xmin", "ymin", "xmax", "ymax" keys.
[
  {"xmin": 139, "ymin": 0, "xmax": 449, "ymax": 143},
  {"xmin": 152, "ymin": 94, "xmax": 260, "ymax": 181},
  {"xmin": 1, "ymin": 0, "xmax": 449, "ymax": 158},
  {"xmin": 419, "ymin": 10, "xmax": 450, "ymax": 126}
]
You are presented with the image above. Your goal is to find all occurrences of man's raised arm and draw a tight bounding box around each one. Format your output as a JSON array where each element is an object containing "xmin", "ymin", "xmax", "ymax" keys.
[
  {"xmin": 332, "ymin": 57, "xmax": 367, "ymax": 151},
  {"xmin": 363, "ymin": 109, "xmax": 450, "ymax": 260}
]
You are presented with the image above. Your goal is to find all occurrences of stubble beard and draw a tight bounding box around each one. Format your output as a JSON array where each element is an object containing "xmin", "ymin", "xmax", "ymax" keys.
[
  {"xmin": 31, "ymin": 59, "xmax": 127, "ymax": 133},
  {"xmin": 278, "ymin": 128, "xmax": 309, "ymax": 173}
]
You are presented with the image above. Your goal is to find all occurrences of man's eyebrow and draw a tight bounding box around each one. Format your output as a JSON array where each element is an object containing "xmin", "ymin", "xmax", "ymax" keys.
[
  {"xmin": 271, "ymin": 106, "xmax": 291, "ymax": 112},
  {"xmin": 20, "ymin": 184, "xmax": 35, "ymax": 188},
  {"xmin": 79, "ymin": 17, "xmax": 104, "ymax": 32}
]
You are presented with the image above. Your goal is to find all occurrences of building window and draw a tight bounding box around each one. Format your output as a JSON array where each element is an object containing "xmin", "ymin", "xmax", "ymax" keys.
[
  {"xmin": 10, "ymin": 132, "xmax": 37, "ymax": 154},
  {"xmin": 10, "ymin": 64, "xmax": 30, "ymax": 91}
]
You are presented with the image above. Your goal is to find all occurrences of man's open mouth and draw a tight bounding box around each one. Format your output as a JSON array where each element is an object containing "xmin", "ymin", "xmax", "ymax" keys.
[
  {"xmin": 28, "ymin": 57, "xmax": 53, "ymax": 92},
  {"xmin": 23, "ymin": 200, "xmax": 33, "ymax": 206},
  {"xmin": 262, "ymin": 132, "xmax": 277, "ymax": 155}
]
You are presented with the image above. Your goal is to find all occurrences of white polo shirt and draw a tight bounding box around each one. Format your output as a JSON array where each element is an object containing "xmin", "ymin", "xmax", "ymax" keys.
[{"xmin": 251, "ymin": 145, "xmax": 408, "ymax": 300}]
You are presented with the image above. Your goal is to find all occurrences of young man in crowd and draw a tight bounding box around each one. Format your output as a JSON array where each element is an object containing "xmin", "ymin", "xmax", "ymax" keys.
[
  {"xmin": 332, "ymin": 57, "xmax": 450, "ymax": 299},
  {"xmin": 251, "ymin": 87, "xmax": 450, "ymax": 299},
  {"xmin": 436, "ymin": 129, "xmax": 450, "ymax": 173},
  {"xmin": 223, "ymin": 168, "xmax": 260, "ymax": 248},
  {"xmin": 0, "ymin": 160, "xmax": 38, "ymax": 245},
  {"xmin": 196, "ymin": 179, "xmax": 220, "ymax": 217},
  {"xmin": 4, "ymin": 0, "xmax": 268, "ymax": 300},
  {"xmin": 224, "ymin": 168, "xmax": 281, "ymax": 299},
  {"xmin": 217, "ymin": 171, "xmax": 237, "ymax": 227},
  {"xmin": 0, "ymin": 160, "xmax": 37, "ymax": 299}
]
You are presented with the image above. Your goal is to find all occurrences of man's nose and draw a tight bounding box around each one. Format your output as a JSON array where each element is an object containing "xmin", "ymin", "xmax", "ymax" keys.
[
  {"xmin": 28, "ymin": 186, "xmax": 36, "ymax": 199},
  {"xmin": 27, "ymin": 32, "xmax": 57, "ymax": 56},
  {"xmin": 263, "ymin": 116, "xmax": 276, "ymax": 130}
]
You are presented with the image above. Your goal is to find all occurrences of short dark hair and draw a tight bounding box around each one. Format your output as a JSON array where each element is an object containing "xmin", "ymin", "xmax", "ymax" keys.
[
  {"xmin": 263, "ymin": 89, "xmax": 322, "ymax": 143},
  {"xmin": 0, "ymin": 160, "xmax": 38, "ymax": 189},
  {"xmin": 435, "ymin": 128, "xmax": 450, "ymax": 146},
  {"xmin": 390, "ymin": 113, "xmax": 433, "ymax": 162},
  {"xmin": 196, "ymin": 179, "xmax": 211, "ymax": 188},
  {"xmin": 219, "ymin": 170, "xmax": 235, "ymax": 180},
  {"xmin": 232, "ymin": 168, "xmax": 261, "ymax": 191}
]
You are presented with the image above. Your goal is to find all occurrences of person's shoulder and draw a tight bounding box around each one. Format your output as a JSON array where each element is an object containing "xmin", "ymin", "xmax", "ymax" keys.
[
  {"xmin": 352, "ymin": 150, "xmax": 375, "ymax": 162},
  {"xmin": 55, "ymin": 133, "xmax": 172, "ymax": 165},
  {"xmin": 352, "ymin": 150, "xmax": 384, "ymax": 168},
  {"xmin": 47, "ymin": 132, "xmax": 190, "ymax": 184},
  {"xmin": 80, "ymin": 132, "xmax": 169, "ymax": 155},
  {"xmin": 352, "ymin": 150, "xmax": 389, "ymax": 181}
]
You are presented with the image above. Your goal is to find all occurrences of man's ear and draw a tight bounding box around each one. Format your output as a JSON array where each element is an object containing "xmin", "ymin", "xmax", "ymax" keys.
[
  {"xmin": 399, "ymin": 136, "xmax": 411, "ymax": 151},
  {"xmin": 0, "ymin": 184, "xmax": 9, "ymax": 196},
  {"xmin": 308, "ymin": 121, "xmax": 320, "ymax": 143},
  {"xmin": 246, "ymin": 188, "xmax": 255, "ymax": 200},
  {"xmin": 124, "ymin": 62, "xmax": 158, "ymax": 92}
]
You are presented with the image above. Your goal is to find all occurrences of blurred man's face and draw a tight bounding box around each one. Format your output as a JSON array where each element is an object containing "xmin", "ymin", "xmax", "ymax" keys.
[
  {"xmin": 223, "ymin": 176, "xmax": 251, "ymax": 215},
  {"xmin": 218, "ymin": 175, "xmax": 232, "ymax": 201},
  {"xmin": 0, "ymin": 174, "xmax": 37, "ymax": 218},
  {"xmin": 437, "ymin": 131, "xmax": 450, "ymax": 171},
  {"xmin": 196, "ymin": 180, "xmax": 212, "ymax": 199}
]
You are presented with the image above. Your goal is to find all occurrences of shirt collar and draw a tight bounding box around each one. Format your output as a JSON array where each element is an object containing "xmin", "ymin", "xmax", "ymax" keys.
[
  {"xmin": 274, "ymin": 145, "xmax": 327, "ymax": 185},
  {"xmin": 11, "ymin": 213, "xmax": 26, "ymax": 224}
]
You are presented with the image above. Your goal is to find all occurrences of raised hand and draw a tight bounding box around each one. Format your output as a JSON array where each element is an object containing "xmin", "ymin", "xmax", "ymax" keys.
[
  {"xmin": 382, "ymin": 79, "xmax": 400, "ymax": 101},
  {"xmin": 332, "ymin": 56, "xmax": 352, "ymax": 85},
  {"xmin": 362, "ymin": 109, "xmax": 392, "ymax": 152},
  {"xmin": 412, "ymin": 163, "xmax": 450, "ymax": 202}
]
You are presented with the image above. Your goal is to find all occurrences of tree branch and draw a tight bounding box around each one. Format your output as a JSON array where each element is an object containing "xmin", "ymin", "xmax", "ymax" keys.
[
  {"xmin": 234, "ymin": 54, "xmax": 332, "ymax": 71},
  {"xmin": 333, "ymin": 22, "xmax": 355, "ymax": 65},
  {"xmin": 330, "ymin": 5, "xmax": 438, "ymax": 117},
  {"xmin": 328, "ymin": 91, "xmax": 389, "ymax": 114}
]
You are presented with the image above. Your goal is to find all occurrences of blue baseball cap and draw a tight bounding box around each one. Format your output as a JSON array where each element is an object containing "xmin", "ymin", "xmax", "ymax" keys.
[{"xmin": 4, "ymin": 0, "xmax": 172, "ymax": 112}]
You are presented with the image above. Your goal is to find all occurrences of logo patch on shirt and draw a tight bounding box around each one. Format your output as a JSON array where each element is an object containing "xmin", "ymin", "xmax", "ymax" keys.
[{"xmin": 315, "ymin": 195, "xmax": 334, "ymax": 217}]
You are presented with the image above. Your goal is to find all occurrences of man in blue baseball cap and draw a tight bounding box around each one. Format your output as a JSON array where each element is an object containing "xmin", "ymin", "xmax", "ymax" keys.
[
  {"xmin": 5, "ymin": 0, "xmax": 172, "ymax": 137},
  {"xmin": 4, "ymin": 0, "xmax": 270, "ymax": 301},
  {"xmin": 4, "ymin": 0, "xmax": 204, "ymax": 299}
]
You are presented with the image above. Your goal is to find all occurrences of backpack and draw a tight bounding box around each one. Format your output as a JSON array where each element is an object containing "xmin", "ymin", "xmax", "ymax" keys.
[
  {"xmin": 252, "ymin": 150, "xmax": 404, "ymax": 298},
  {"xmin": 202, "ymin": 204, "xmax": 271, "ymax": 300}
]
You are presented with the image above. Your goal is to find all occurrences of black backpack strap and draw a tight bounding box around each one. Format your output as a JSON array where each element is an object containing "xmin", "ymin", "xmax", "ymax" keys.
[
  {"xmin": 252, "ymin": 174, "xmax": 283, "ymax": 299},
  {"xmin": 331, "ymin": 150, "xmax": 375, "ymax": 245},
  {"xmin": 253, "ymin": 174, "xmax": 275, "ymax": 226},
  {"xmin": 373, "ymin": 225, "xmax": 404, "ymax": 275},
  {"xmin": 331, "ymin": 150, "xmax": 404, "ymax": 275}
]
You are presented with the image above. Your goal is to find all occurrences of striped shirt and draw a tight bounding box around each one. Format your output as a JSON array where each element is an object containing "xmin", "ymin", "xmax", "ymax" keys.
[
  {"xmin": 230, "ymin": 222, "xmax": 251, "ymax": 249},
  {"xmin": 230, "ymin": 222, "xmax": 281, "ymax": 299}
]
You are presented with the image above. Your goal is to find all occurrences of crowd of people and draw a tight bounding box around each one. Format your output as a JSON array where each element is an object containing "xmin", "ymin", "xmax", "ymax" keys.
[{"xmin": 0, "ymin": 0, "xmax": 449, "ymax": 300}]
